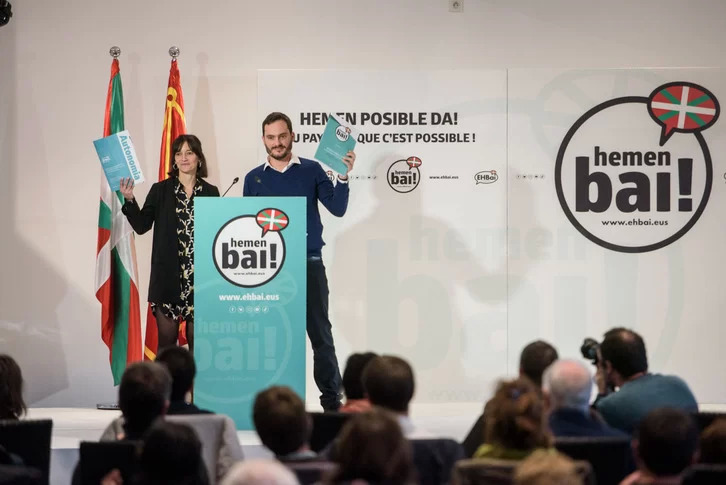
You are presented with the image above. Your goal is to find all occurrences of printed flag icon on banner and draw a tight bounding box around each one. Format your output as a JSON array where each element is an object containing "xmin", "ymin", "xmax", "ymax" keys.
[
  {"xmin": 648, "ymin": 82, "xmax": 720, "ymax": 145},
  {"xmin": 256, "ymin": 208, "xmax": 290, "ymax": 236}
]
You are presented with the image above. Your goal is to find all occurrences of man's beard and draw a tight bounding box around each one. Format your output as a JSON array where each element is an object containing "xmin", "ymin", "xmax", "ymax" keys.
[{"xmin": 267, "ymin": 143, "xmax": 292, "ymax": 161}]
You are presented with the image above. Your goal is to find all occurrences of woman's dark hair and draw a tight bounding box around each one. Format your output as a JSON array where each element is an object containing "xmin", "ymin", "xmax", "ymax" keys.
[
  {"xmin": 168, "ymin": 134, "xmax": 208, "ymax": 178},
  {"xmin": 342, "ymin": 352, "xmax": 378, "ymax": 400},
  {"xmin": 484, "ymin": 378, "xmax": 552, "ymax": 451},
  {"xmin": 328, "ymin": 408, "xmax": 416, "ymax": 484},
  {"xmin": 137, "ymin": 421, "xmax": 208, "ymax": 485},
  {"xmin": 0, "ymin": 354, "xmax": 26, "ymax": 420}
]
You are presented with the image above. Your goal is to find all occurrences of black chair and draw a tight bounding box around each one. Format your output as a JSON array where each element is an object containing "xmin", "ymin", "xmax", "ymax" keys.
[
  {"xmin": 555, "ymin": 436, "xmax": 634, "ymax": 485},
  {"xmin": 308, "ymin": 412, "xmax": 352, "ymax": 453},
  {"xmin": 693, "ymin": 411, "xmax": 726, "ymax": 432},
  {"xmin": 682, "ymin": 464, "xmax": 726, "ymax": 485},
  {"xmin": 78, "ymin": 441, "xmax": 139, "ymax": 485},
  {"xmin": 0, "ymin": 465, "xmax": 42, "ymax": 485},
  {"xmin": 410, "ymin": 438, "xmax": 464, "ymax": 485},
  {"xmin": 452, "ymin": 457, "xmax": 594, "ymax": 485},
  {"xmin": 0, "ymin": 420, "xmax": 52, "ymax": 485}
]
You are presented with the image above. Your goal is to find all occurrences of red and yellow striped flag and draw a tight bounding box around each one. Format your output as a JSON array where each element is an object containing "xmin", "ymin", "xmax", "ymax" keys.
[{"xmin": 144, "ymin": 59, "xmax": 187, "ymax": 360}]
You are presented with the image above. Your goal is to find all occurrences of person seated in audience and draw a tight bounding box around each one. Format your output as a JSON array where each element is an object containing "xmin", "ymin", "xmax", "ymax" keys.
[
  {"xmin": 473, "ymin": 378, "xmax": 553, "ymax": 460},
  {"xmin": 155, "ymin": 346, "xmax": 212, "ymax": 415},
  {"xmin": 100, "ymin": 361, "xmax": 172, "ymax": 441},
  {"xmin": 325, "ymin": 408, "xmax": 416, "ymax": 484},
  {"xmin": 253, "ymin": 386, "xmax": 318, "ymax": 462},
  {"xmin": 462, "ymin": 340, "xmax": 558, "ymax": 456},
  {"xmin": 135, "ymin": 420, "xmax": 209, "ymax": 485},
  {"xmin": 361, "ymin": 355, "xmax": 431, "ymax": 438},
  {"xmin": 699, "ymin": 418, "xmax": 726, "ymax": 464},
  {"xmin": 0, "ymin": 354, "xmax": 26, "ymax": 420},
  {"xmin": 543, "ymin": 359, "xmax": 626, "ymax": 438},
  {"xmin": 620, "ymin": 407, "xmax": 699, "ymax": 485},
  {"xmin": 594, "ymin": 328, "xmax": 698, "ymax": 434},
  {"xmin": 339, "ymin": 352, "xmax": 377, "ymax": 413},
  {"xmin": 513, "ymin": 449, "xmax": 583, "ymax": 485},
  {"xmin": 220, "ymin": 460, "xmax": 300, "ymax": 485}
]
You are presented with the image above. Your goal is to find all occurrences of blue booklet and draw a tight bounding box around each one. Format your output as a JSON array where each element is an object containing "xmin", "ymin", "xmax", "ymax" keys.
[
  {"xmin": 93, "ymin": 130, "xmax": 145, "ymax": 191},
  {"xmin": 314, "ymin": 114, "xmax": 358, "ymax": 175}
]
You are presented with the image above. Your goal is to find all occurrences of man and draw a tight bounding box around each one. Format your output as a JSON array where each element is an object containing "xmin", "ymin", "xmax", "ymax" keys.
[
  {"xmin": 620, "ymin": 408, "xmax": 699, "ymax": 485},
  {"xmin": 339, "ymin": 351, "xmax": 377, "ymax": 413},
  {"xmin": 243, "ymin": 112, "xmax": 355, "ymax": 411},
  {"xmin": 594, "ymin": 328, "xmax": 698, "ymax": 434},
  {"xmin": 252, "ymin": 386, "xmax": 317, "ymax": 461},
  {"xmin": 361, "ymin": 355, "xmax": 429, "ymax": 438},
  {"xmin": 461, "ymin": 340, "xmax": 558, "ymax": 456},
  {"xmin": 100, "ymin": 361, "xmax": 172, "ymax": 441},
  {"xmin": 542, "ymin": 359, "xmax": 626, "ymax": 438},
  {"xmin": 155, "ymin": 346, "xmax": 212, "ymax": 414}
]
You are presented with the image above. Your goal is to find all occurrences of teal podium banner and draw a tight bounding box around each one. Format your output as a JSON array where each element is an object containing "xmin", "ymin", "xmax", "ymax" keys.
[{"xmin": 193, "ymin": 197, "xmax": 307, "ymax": 429}]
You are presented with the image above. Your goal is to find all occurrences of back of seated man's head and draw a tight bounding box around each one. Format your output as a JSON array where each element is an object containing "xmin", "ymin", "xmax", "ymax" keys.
[
  {"xmin": 600, "ymin": 328, "xmax": 648, "ymax": 380},
  {"xmin": 220, "ymin": 459, "xmax": 298, "ymax": 485},
  {"xmin": 361, "ymin": 355, "xmax": 414, "ymax": 414},
  {"xmin": 699, "ymin": 418, "xmax": 726, "ymax": 465},
  {"xmin": 253, "ymin": 386, "xmax": 310, "ymax": 457},
  {"xmin": 519, "ymin": 340, "xmax": 558, "ymax": 387},
  {"xmin": 118, "ymin": 362, "xmax": 172, "ymax": 437},
  {"xmin": 542, "ymin": 359, "xmax": 592, "ymax": 413},
  {"xmin": 156, "ymin": 346, "xmax": 196, "ymax": 402},
  {"xmin": 342, "ymin": 352, "xmax": 378, "ymax": 401},
  {"xmin": 138, "ymin": 420, "xmax": 206, "ymax": 485},
  {"xmin": 636, "ymin": 407, "xmax": 698, "ymax": 477}
]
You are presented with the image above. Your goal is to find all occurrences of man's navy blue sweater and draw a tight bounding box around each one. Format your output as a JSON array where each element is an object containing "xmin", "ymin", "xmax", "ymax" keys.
[{"xmin": 243, "ymin": 157, "xmax": 349, "ymax": 258}]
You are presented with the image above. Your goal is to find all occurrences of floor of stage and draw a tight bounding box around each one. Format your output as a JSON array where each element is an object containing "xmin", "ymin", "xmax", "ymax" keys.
[{"xmin": 28, "ymin": 402, "xmax": 485, "ymax": 485}]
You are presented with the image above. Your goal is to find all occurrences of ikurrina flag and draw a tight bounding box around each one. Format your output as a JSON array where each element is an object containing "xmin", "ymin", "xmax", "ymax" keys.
[
  {"xmin": 144, "ymin": 58, "xmax": 187, "ymax": 360},
  {"xmin": 650, "ymin": 84, "xmax": 718, "ymax": 132},
  {"xmin": 95, "ymin": 58, "xmax": 143, "ymax": 385}
]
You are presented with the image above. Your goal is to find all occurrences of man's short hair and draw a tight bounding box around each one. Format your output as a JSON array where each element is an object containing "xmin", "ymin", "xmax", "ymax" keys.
[
  {"xmin": 342, "ymin": 352, "xmax": 378, "ymax": 400},
  {"xmin": 361, "ymin": 355, "xmax": 414, "ymax": 413},
  {"xmin": 118, "ymin": 362, "xmax": 171, "ymax": 434},
  {"xmin": 636, "ymin": 407, "xmax": 698, "ymax": 476},
  {"xmin": 262, "ymin": 112, "xmax": 293, "ymax": 135},
  {"xmin": 156, "ymin": 346, "xmax": 196, "ymax": 402},
  {"xmin": 700, "ymin": 418, "xmax": 726, "ymax": 464},
  {"xmin": 221, "ymin": 459, "xmax": 298, "ymax": 485},
  {"xmin": 253, "ymin": 386, "xmax": 310, "ymax": 456},
  {"xmin": 542, "ymin": 359, "xmax": 592, "ymax": 411},
  {"xmin": 600, "ymin": 328, "xmax": 648, "ymax": 379},
  {"xmin": 139, "ymin": 421, "xmax": 204, "ymax": 483},
  {"xmin": 519, "ymin": 340, "xmax": 559, "ymax": 387}
]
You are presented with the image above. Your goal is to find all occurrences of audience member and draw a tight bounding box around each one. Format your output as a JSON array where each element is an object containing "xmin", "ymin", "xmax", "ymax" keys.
[
  {"xmin": 136, "ymin": 420, "xmax": 209, "ymax": 485},
  {"xmin": 155, "ymin": 346, "xmax": 212, "ymax": 415},
  {"xmin": 339, "ymin": 352, "xmax": 377, "ymax": 413},
  {"xmin": 542, "ymin": 359, "xmax": 626, "ymax": 438},
  {"xmin": 699, "ymin": 418, "xmax": 726, "ymax": 464},
  {"xmin": 253, "ymin": 386, "xmax": 317, "ymax": 462},
  {"xmin": 326, "ymin": 408, "xmax": 416, "ymax": 484},
  {"xmin": 0, "ymin": 354, "xmax": 26, "ymax": 420},
  {"xmin": 620, "ymin": 407, "xmax": 699, "ymax": 485},
  {"xmin": 594, "ymin": 328, "xmax": 698, "ymax": 434},
  {"xmin": 100, "ymin": 361, "xmax": 172, "ymax": 441},
  {"xmin": 513, "ymin": 449, "xmax": 583, "ymax": 485},
  {"xmin": 361, "ymin": 355, "xmax": 430, "ymax": 438},
  {"xmin": 220, "ymin": 460, "xmax": 299, "ymax": 485},
  {"xmin": 473, "ymin": 378, "xmax": 552, "ymax": 460},
  {"xmin": 462, "ymin": 340, "xmax": 558, "ymax": 456}
]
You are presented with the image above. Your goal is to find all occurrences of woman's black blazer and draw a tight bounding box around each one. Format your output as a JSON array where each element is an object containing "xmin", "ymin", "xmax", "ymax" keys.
[{"xmin": 122, "ymin": 177, "xmax": 220, "ymax": 304}]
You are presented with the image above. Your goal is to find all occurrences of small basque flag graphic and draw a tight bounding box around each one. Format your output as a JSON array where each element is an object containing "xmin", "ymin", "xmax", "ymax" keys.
[{"xmin": 256, "ymin": 208, "xmax": 289, "ymax": 236}]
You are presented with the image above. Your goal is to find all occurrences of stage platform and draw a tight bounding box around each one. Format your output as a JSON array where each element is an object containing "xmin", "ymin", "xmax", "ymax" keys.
[{"xmin": 28, "ymin": 402, "xmax": 484, "ymax": 485}]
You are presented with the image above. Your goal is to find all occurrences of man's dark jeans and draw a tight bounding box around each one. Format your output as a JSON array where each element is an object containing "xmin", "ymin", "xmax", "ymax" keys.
[{"xmin": 307, "ymin": 258, "xmax": 342, "ymax": 410}]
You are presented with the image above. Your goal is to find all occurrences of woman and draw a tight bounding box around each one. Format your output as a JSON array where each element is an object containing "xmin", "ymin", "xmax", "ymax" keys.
[
  {"xmin": 0, "ymin": 354, "xmax": 26, "ymax": 420},
  {"xmin": 121, "ymin": 134, "xmax": 219, "ymax": 352},
  {"xmin": 326, "ymin": 408, "xmax": 417, "ymax": 484},
  {"xmin": 473, "ymin": 378, "xmax": 553, "ymax": 460}
]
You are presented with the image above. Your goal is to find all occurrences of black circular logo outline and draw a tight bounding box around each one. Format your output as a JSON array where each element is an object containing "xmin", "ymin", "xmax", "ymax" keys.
[
  {"xmin": 212, "ymin": 215, "xmax": 287, "ymax": 288},
  {"xmin": 387, "ymin": 159, "xmax": 421, "ymax": 193},
  {"xmin": 555, "ymin": 96, "xmax": 713, "ymax": 253}
]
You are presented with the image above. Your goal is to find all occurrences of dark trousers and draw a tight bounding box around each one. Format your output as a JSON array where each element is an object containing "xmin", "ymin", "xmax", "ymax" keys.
[{"xmin": 307, "ymin": 258, "xmax": 342, "ymax": 410}]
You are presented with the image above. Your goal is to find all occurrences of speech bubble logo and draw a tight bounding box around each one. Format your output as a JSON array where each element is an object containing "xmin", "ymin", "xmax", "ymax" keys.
[
  {"xmin": 256, "ymin": 208, "xmax": 289, "ymax": 237},
  {"xmin": 475, "ymin": 170, "xmax": 498, "ymax": 184},
  {"xmin": 406, "ymin": 156, "xmax": 422, "ymax": 170},
  {"xmin": 648, "ymin": 82, "xmax": 720, "ymax": 146}
]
